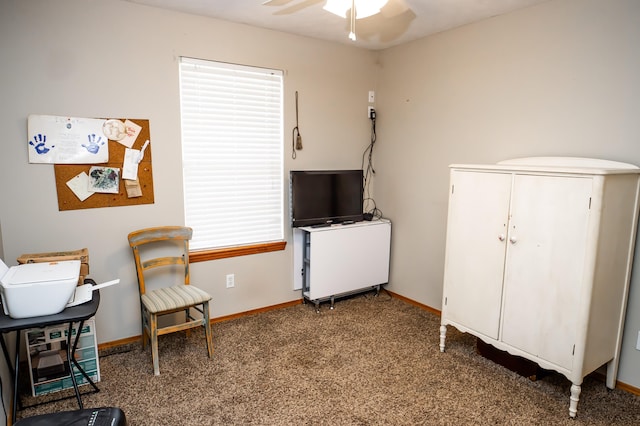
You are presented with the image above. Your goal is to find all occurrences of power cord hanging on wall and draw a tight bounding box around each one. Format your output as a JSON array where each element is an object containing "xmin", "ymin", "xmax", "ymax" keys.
[
  {"xmin": 362, "ymin": 108, "xmax": 382, "ymax": 220},
  {"xmin": 292, "ymin": 91, "xmax": 303, "ymax": 159}
]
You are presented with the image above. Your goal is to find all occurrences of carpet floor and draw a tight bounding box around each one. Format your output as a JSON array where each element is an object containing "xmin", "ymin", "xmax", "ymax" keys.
[{"xmin": 15, "ymin": 291, "xmax": 640, "ymax": 425}]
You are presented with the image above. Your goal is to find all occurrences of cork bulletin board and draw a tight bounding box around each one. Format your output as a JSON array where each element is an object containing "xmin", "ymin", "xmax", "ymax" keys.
[{"xmin": 53, "ymin": 118, "xmax": 154, "ymax": 211}]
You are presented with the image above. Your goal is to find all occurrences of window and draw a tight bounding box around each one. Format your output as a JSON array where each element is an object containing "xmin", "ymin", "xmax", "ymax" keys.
[{"xmin": 179, "ymin": 57, "xmax": 284, "ymax": 258}]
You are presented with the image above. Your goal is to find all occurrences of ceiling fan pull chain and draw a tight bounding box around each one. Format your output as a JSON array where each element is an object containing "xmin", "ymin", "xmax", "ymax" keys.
[{"xmin": 349, "ymin": 0, "xmax": 356, "ymax": 41}]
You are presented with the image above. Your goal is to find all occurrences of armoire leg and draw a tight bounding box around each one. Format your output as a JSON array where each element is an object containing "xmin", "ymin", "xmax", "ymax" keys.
[
  {"xmin": 569, "ymin": 383, "xmax": 581, "ymax": 418},
  {"xmin": 439, "ymin": 324, "xmax": 447, "ymax": 352}
]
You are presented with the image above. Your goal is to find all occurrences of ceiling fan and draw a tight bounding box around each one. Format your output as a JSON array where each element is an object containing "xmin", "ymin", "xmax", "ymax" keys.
[{"xmin": 262, "ymin": 0, "xmax": 415, "ymax": 43}]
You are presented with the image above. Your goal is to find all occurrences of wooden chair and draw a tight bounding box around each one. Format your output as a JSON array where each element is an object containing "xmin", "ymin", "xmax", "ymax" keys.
[{"xmin": 127, "ymin": 226, "xmax": 214, "ymax": 375}]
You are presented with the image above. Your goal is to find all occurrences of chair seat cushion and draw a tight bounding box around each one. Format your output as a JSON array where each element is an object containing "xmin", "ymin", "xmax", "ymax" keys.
[{"xmin": 142, "ymin": 285, "xmax": 211, "ymax": 313}]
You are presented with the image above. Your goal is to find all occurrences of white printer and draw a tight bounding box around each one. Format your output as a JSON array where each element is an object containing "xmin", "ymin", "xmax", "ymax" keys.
[{"xmin": 0, "ymin": 259, "xmax": 80, "ymax": 319}]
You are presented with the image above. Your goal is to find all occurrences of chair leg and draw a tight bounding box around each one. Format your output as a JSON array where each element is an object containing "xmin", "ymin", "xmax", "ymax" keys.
[
  {"xmin": 150, "ymin": 313, "xmax": 160, "ymax": 376},
  {"xmin": 141, "ymin": 315, "xmax": 148, "ymax": 351},
  {"xmin": 184, "ymin": 308, "xmax": 192, "ymax": 338},
  {"xmin": 203, "ymin": 301, "xmax": 214, "ymax": 358},
  {"xmin": 141, "ymin": 304, "xmax": 149, "ymax": 350}
]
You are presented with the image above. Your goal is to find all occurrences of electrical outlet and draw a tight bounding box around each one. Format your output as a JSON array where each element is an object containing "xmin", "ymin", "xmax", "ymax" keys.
[
  {"xmin": 368, "ymin": 106, "xmax": 375, "ymax": 119},
  {"xmin": 368, "ymin": 90, "xmax": 375, "ymax": 103},
  {"xmin": 226, "ymin": 273, "xmax": 235, "ymax": 288}
]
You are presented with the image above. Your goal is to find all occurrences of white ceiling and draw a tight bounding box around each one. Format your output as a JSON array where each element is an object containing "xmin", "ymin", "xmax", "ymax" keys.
[{"xmin": 128, "ymin": 0, "xmax": 551, "ymax": 50}]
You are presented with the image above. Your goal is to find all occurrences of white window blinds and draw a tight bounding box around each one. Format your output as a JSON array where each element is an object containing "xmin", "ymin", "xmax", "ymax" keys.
[{"xmin": 179, "ymin": 57, "xmax": 284, "ymax": 250}]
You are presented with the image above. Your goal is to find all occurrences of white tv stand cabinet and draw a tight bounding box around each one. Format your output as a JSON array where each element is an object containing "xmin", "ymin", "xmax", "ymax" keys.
[{"xmin": 292, "ymin": 219, "xmax": 391, "ymax": 312}]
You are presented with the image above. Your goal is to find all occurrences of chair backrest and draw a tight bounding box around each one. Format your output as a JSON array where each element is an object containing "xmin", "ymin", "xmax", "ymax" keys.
[{"xmin": 127, "ymin": 226, "xmax": 193, "ymax": 296}]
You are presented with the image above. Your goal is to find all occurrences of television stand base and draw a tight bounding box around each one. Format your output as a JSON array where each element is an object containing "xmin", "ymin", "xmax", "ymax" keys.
[
  {"xmin": 310, "ymin": 223, "xmax": 331, "ymax": 228},
  {"xmin": 303, "ymin": 285, "xmax": 381, "ymax": 313}
]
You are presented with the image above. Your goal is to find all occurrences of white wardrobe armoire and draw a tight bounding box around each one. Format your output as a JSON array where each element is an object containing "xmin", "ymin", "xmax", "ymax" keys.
[{"xmin": 439, "ymin": 157, "xmax": 640, "ymax": 418}]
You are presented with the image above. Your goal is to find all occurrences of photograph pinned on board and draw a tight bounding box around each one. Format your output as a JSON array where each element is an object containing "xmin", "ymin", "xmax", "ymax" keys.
[{"xmin": 88, "ymin": 166, "xmax": 120, "ymax": 194}]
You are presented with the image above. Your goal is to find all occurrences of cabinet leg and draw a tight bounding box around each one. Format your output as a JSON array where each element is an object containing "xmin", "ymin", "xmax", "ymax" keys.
[
  {"xmin": 330, "ymin": 296, "xmax": 335, "ymax": 310},
  {"xmin": 314, "ymin": 301, "xmax": 320, "ymax": 314},
  {"xmin": 605, "ymin": 359, "xmax": 617, "ymax": 389},
  {"xmin": 439, "ymin": 324, "xmax": 447, "ymax": 352},
  {"xmin": 569, "ymin": 383, "xmax": 581, "ymax": 418}
]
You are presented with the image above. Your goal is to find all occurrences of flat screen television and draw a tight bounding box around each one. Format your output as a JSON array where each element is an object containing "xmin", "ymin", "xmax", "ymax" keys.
[{"xmin": 290, "ymin": 169, "xmax": 364, "ymax": 227}]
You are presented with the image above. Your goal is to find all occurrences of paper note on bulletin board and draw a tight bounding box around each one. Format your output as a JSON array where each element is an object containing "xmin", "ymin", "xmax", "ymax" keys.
[
  {"xmin": 28, "ymin": 115, "xmax": 110, "ymax": 164},
  {"xmin": 53, "ymin": 119, "xmax": 154, "ymax": 211}
]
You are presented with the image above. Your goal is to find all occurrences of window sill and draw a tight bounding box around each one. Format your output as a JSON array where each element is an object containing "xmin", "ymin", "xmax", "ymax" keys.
[{"xmin": 189, "ymin": 241, "xmax": 287, "ymax": 262}]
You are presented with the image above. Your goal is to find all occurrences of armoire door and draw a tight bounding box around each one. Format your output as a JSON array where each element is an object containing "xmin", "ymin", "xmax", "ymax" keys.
[
  {"xmin": 500, "ymin": 174, "xmax": 592, "ymax": 370},
  {"xmin": 442, "ymin": 170, "xmax": 512, "ymax": 339}
]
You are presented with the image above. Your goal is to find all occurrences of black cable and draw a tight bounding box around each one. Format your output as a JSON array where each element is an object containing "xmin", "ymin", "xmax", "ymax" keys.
[
  {"xmin": 292, "ymin": 126, "xmax": 300, "ymax": 160},
  {"xmin": 292, "ymin": 91, "xmax": 302, "ymax": 159},
  {"xmin": 362, "ymin": 113, "xmax": 382, "ymax": 217},
  {"xmin": 363, "ymin": 197, "xmax": 383, "ymax": 220},
  {"xmin": 379, "ymin": 286, "xmax": 393, "ymax": 301}
]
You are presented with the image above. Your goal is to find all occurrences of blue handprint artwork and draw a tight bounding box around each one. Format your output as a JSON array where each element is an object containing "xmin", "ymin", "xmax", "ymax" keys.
[
  {"xmin": 82, "ymin": 133, "xmax": 106, "ymax": 154},
  {"xmin": 29, "ymin": 133, "xmax": 55, "ymax": 155},
  {"xmin": 28, "ymin": 115, "xmax": 110, "ymax": 164}
]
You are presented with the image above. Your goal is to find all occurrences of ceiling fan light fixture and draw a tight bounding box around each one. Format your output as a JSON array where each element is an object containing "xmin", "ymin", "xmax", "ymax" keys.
[
  {"xmin": 323, "ymin": 0, "xmax": 389, "ymax": 19},
  {"xmin": 323, "ymin": 0, "xmax": 348, "ymax": 17},
  {"xmin": 355, "ymin": 0, "xmax": 388, "ymax": 18}
]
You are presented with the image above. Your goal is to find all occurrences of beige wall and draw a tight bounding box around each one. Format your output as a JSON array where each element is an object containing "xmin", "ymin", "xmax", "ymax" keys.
[
  {"xmin": 0, "ymin": 0, "xmax": 377, "ymax": 347},
  {"xmin": 2, "ymin": 0, "xmax": 640, "ymax": 402},
  {"xmin": 376, "ymin": 0, "xmax": 640, "ymax": 387}
]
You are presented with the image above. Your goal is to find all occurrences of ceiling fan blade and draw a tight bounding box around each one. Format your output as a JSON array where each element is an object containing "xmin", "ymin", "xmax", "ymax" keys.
[
  {"xmin": 354, "ymin": 6, "xmax": 416, "ymax": 43},
  {"xmin": 381, "ymin": 0, "xmax": 411, "ymax": 18},
  {"xmin": 272, "ymin": 0, "xmax": 324, "ymax": 16},
  {"xmin": 262, "ymin": 0, "xmax": 296, "ymax": 6}
]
